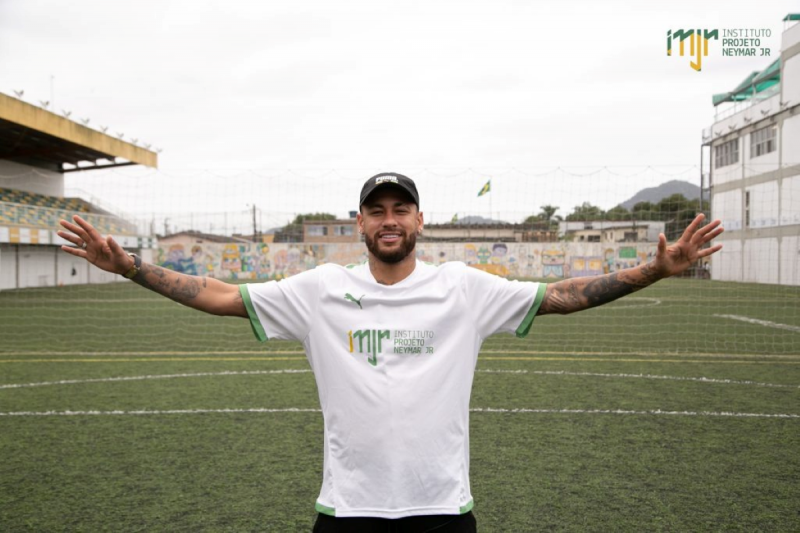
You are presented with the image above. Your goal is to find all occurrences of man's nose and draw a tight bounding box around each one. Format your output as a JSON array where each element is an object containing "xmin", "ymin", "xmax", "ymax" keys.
[{"xmin": 382, "ymin": 212, "xmax": 398, "ymax": 227}]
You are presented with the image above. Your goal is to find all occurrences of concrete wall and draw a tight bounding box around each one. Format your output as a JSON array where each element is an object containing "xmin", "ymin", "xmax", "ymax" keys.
[
  {"xmin": 783, "ymin": 55, "xmax": 800, "ymax": 123},
  {"xmin": 743, "ymin": 238, "xmax": 779, "ymax": 284},
  {"xmin": 781, "ymin": 175, "xmax": 800, "ymax": 226},
  {"xmin": 783, "ymin": 115, "xmax": 800, "ymax": 165},
  {"xmin": 0, "ymin": 160, "xmax": 64, "ymax": 197},
  {"xmin": 780, "ymin": 235, "xmax": 800, "ymax": 285},
  {"xmin": 712, "ymin": 189, "xmax": 743, "ymax": 231},
  {"xmin": 711, "ymin": 239, "xmax": 742, "ymax": 282},
  {"xmin": 0, "ymin": 244, "xmax": 122, "ymax": 290},
  {"xmin": 747, "ymin": 180, "xmax": 780, "ymax": 228}
]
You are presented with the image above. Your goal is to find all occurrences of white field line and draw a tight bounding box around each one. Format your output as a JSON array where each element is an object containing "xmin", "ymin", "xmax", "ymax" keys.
[
  {"xmin": 477, "ymin": 369, "xmax": 800, "ymax": 389},
  {"xmin": 0, "ymin": 369, "xmax": 312, "ymax": 390},
  {"xmin": 0, "ymin": 408, "xmax": 796, "ymax": 419},
  {"xmin": 713, "ymin": 314, "xmax": 800, "ymax": 333},
  {"xmin": 2, "ymin": 369, "xmax": 796, "ymax": 391},
  {"xmin": 4, "ymin": 349, "xmax": 799, "ymax": 360}
]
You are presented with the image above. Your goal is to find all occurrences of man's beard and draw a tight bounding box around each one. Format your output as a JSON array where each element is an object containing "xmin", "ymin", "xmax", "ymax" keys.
[{"xmin": 364, "ymin": 230, "xmax": 417, "ymax": 264}]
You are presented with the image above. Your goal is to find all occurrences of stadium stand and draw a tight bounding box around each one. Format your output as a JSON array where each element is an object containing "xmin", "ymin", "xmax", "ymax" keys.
[{"xmin": 0, "ymin": 187, "xmax": 137, "ymax": 236}]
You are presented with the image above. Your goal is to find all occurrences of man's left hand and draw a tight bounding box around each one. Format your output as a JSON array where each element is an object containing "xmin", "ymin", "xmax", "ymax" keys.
[{"xmin": 653, "ymin": 214, "xmax": 724, "ymax": 278}]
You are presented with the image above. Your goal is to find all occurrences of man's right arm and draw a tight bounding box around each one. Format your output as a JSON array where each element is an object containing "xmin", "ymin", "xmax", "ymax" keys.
[
  {"xmin": 129, "ymin": 260, "xmax": 247, "ymax": 317},
  {"xmin": 59, "ymin": 215, "xmax": 247, "ymax": 318}
]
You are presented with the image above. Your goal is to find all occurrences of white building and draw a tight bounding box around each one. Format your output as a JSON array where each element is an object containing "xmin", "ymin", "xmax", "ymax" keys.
[
  {"xmin": 704, "ymin": 15, "xmax": 800, "ymax": 285},
  {"xmin": 558, "ymin": 221, "xmax": 665, "ymax": 243}
]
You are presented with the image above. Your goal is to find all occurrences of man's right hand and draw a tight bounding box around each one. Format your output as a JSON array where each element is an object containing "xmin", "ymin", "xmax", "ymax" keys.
[{"xmin": 59, "ymin": 215, "xmax": 134, "ymax": 275}]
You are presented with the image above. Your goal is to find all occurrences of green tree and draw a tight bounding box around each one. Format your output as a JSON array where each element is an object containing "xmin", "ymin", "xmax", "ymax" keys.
[
  {"xmin": 655, "ymin": 195, "xmax": 711, "ymax": 240},
  {"xmin": 290, "ymin": 213, "xmax": 337, "ymax": 225},
  {"xmin": 565, "ymin": 202, "xmax": 605, "ymax": 221},
  {"xmin": 605, "ymin": 205, "xmax": 630, "ymax": 221},
  {"xmin": 524, "ymin": 205, "xmax": 561, "ymax": 227}
]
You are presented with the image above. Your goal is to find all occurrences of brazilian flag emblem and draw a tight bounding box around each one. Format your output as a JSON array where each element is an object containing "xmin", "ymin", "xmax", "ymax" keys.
[{"xmin": 477, "ymin": 180, "xmax": 491, "ymax": 197}]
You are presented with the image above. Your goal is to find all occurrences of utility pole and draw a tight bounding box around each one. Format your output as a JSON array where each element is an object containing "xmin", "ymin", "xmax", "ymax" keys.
[{"xmin": 252, "ymin": 204, "xmax": 258, "ymax": 242}]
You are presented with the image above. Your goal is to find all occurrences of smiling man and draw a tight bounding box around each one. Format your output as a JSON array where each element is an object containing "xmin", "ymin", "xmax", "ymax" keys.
[{"xmin": 59, "ymin": 172, "xmax": 723, "ymax": 532}]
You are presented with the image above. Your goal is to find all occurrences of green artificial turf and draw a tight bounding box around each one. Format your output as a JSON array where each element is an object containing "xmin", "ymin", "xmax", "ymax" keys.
[{"xmin": 1, "ymin": 278, "xmax": 799, "ymax": 531}]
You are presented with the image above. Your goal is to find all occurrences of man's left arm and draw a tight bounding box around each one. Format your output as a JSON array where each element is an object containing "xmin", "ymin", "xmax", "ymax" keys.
[{"xmin": 538, "ymin": 214, "xmax": 724, "ymax": 315}]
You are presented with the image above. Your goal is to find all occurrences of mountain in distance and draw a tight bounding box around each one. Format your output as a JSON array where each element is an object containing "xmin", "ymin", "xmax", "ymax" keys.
[
  {"xmin": 618, "ymin": 179, "xmax": 701, "ymax": 211},
  {"xmin": 453, "ymin": 215, "xmax": 509, "ymax": 225}
]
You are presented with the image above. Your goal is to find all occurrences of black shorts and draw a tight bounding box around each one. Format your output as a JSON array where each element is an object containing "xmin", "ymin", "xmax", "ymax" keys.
[{"xmin": 312, "ymin": 511, "xmax": 477, "ymax": 533}]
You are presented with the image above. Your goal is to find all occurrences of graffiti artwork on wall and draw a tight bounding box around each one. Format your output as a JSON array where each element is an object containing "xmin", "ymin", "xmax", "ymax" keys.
[
  {"xmin": 571, "ymin": 256, "xmax": 604, "ymax": 277},
  {"xmin": 469, "ymin": 243, "xmax": 510, "ymax": 276},
  {"xmin": 464, "ymin": 244, "xmax": 478, "ymax": 265},
  {"xmin": 542, "ymin": 248, "xmax": 566, "ymax": 278},
  {"xmin": 155, "ymin": 239, "xmax": 658, "ymax": 282}
]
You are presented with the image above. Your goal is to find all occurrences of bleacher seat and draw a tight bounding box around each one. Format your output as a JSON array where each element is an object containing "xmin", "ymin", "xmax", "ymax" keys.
[{"xmin": 0, "ymin": 187, "xmax": 137, "ymax": 236}]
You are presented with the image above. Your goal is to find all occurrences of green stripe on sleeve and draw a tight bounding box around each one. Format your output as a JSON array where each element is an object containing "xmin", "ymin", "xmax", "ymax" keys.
[
  {"xmin": 515, "ymin": 283, "xmax": 547, "ymax": 338},
  {"xmin": 315, "ymin": 502, "xmax": 336, "ymax": 516},
  {"xmin": 239, "ymin": 284, "xmax": 268, "ymax": 342},
  {"xmin": 459, "ymin": 499, "xmax": 474, "ymax": 514}
]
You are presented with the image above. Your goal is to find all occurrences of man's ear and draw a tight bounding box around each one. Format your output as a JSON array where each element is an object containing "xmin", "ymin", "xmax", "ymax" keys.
[
  {"xmin": 356, "ymin": 212, "xmax": 364, "ymax": 234},
  {"xmin": 417, "ymin": 211, "xmax": 424, "ymax": 233}
]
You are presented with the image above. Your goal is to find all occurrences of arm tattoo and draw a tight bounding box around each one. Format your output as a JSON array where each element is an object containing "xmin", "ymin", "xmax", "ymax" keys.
[
  {"xmin": 133, "ymin": 263, "xmax": 202, "ymax": 303},
  {"xmin": 539, "ymin": 280, "xmax": 581, "ymax": 314},
  {"xmin": 539, "ymin": 262, "xmax": 664, "ymax": 315},
  {"xmin": 583, "ymin": 273, "xmax": 633, "ymax": 307}
]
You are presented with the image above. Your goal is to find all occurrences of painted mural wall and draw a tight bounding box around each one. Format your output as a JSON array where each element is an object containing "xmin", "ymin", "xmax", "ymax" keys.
[{"xmin": 155, "ymin": 238, "xmax": 659, "ymax": 280}]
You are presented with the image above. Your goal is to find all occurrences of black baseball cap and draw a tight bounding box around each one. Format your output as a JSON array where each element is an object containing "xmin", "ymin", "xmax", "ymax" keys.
[{"xmin": 359, "ymin": 172, "xmax": 420, "ymax": 208}]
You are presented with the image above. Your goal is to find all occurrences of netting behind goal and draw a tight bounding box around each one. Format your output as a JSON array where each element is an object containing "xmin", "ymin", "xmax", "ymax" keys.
[{"xmin": 0, "ymin": 166, "xmax": 798, "ymax": 358}]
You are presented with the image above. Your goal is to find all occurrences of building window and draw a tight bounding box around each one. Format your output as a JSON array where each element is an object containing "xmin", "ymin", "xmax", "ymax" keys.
[
  {"xmin": 750, "ymin": 125, "xmax": 776, "ymax": 158},
  {"xmin": 623, "ymin": 231, "xmax": 638, "ymax": 242},
  {"xmin": 587, "ymin": 235, "xmax": 600, "ymax": 242},
  {"xmin": 714, "ymin": 139, "xmax": 739, "ymax": 168},
  {"xmin": 745, "ymin": 191, "xmax": 751, "ymax": 228},
  {"xmin": 307, "ymin": 225, "xmax": 327, "ymax": 236},
  {"xmin": 333, "ymin": 225, "xmax": 354, "ymax": 236}
]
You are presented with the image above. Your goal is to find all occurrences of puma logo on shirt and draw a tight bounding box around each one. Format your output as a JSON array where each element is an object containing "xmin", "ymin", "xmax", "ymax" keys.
[{"xmin": 344, "ymin": 293, "xmax": 364, "ymax": 309}]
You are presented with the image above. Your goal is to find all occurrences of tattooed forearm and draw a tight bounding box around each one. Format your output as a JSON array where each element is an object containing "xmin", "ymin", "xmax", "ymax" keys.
[
  {"xmin": 583, "ymin": 273, "xmax": 634, "ymax": 307},
  {"xmin": 538, "ymin": 262, "xmax": 665, "ymax": 315},
  {"xmin": 126, "ymin": 262, "xmax": 244, "ymax": 316},
  {"xmin": 133, "ymin": 263, "xmax": 201, "ymax": 303}
]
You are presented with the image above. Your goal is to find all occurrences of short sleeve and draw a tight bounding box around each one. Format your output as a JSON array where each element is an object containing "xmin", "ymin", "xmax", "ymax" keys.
[
  {"xmin": 240, "ymin": 268, "xmax": 321, "ymax": 342},
  {"xmin": 463, "ymin": 266, "xmax": 546, "ymax": 339}
]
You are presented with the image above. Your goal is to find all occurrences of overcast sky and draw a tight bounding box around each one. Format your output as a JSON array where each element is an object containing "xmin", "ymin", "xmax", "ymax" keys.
[{"xmin": 0, "ymin": 1, "xmax": 795, "ymax": 228}]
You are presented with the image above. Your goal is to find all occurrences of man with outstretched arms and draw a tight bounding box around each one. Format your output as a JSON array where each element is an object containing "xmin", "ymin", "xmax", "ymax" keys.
[{"xmin": 59, "ymin": 173, "xmax": 723, "ymax": 532}]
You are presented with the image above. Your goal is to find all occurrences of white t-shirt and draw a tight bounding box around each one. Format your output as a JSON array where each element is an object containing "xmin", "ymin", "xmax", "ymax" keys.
[{"xmin": 240, "ymin": 260, "xmax": 545, "ymax": 519}]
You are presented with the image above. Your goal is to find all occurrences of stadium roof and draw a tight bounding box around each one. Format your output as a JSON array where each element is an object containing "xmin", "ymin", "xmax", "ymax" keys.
[
  {"xmin": 712, "ymin": 58, "xmax": 781, "ymax": 106},
  {"xmin": 0, "ymin": 92, "xmax": 157, "ymax": 172}
]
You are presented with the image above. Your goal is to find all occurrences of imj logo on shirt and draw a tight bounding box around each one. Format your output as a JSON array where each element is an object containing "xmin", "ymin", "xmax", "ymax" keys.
[
  {"xmin": 667, "ymin": 29, "xmax": 718, "ymax": 71},
  {"xmin": 348, "ymin": 329, "xmax": 389, "ymax": 366}
]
